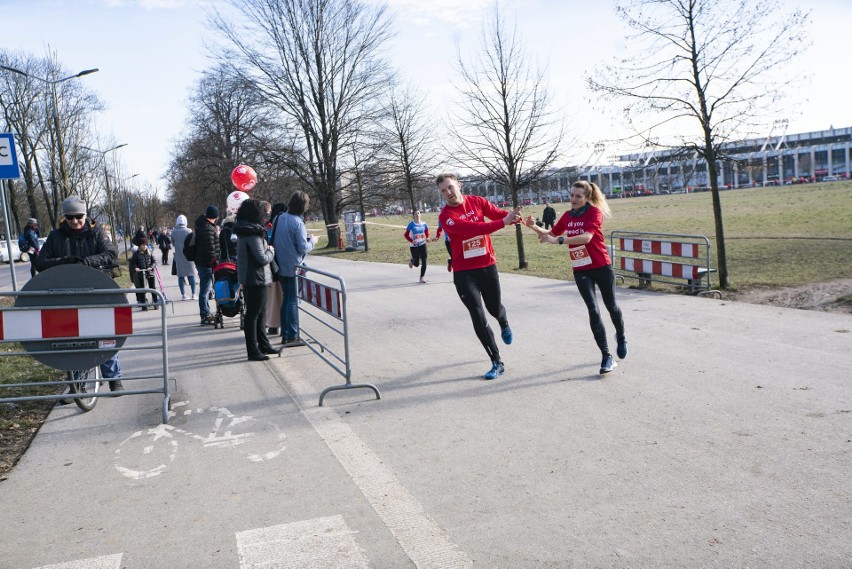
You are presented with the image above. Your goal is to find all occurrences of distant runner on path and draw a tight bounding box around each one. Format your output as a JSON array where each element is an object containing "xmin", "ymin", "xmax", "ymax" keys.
[
  {"xmin": 436, "ymin": 173, "xmax": 522, "ymax": 380},
  {"xmin": 404, "ymin": 210, "xmax": 430, "ymax": 283}
]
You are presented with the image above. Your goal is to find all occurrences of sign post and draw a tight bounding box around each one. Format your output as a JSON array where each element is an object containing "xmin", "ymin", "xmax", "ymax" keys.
[{"xmin": 0, "ymin": 133, "xmax": 21, "ymax": 291}]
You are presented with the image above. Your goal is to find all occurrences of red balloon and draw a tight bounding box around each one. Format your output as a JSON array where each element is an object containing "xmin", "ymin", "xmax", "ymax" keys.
[{"xmin": 231, "ymin": 165, "xmax": 257, "ymax": 192}]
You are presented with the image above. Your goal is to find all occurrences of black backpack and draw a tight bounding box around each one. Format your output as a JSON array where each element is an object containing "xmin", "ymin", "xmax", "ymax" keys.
[{"xmin": 182, "ymin": 231, "xmax": 197, "ymax": 262}]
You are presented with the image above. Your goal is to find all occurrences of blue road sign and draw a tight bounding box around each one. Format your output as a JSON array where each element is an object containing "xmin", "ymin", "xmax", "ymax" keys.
[{"xmin": 0, "ymin": 133, "xmax": 21, "ymax": 180}]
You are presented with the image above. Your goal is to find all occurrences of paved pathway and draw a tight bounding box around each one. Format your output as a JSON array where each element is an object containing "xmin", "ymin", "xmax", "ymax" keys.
[{"xmin": 1, "ymin": 255, "xmax": 849, "ymax": 568}]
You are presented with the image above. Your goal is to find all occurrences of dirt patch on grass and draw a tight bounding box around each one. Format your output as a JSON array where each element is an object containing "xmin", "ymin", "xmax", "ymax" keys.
[{"xmin": 726, "ymin": 278, "xmax": 852, "ymax": 314}]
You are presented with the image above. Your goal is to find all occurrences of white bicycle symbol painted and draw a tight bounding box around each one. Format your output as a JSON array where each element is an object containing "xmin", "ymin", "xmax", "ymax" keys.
[{"xmin": 114, "ymin": 402, "xmax": 286, "ymax": 479}]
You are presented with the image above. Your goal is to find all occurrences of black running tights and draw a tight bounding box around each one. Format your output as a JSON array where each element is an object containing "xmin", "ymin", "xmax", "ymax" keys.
[
  {"xmin": 453, "ymin": 265, "xmax": 508, "ymax": 363},
  {"xmin": 573, "ymin": 265, "xmax": 625, "ymax": 356},
  {"xmin": 410, "ymin": 244, "xmax": 427, "ymax": 278}
]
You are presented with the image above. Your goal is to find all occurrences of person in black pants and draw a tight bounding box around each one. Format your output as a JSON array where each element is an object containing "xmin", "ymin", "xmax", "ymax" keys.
[
  {"xmin": 525, "ymin": 180, "xmax": 627, "ymax": 374},
  {"xmin": 234, "ymin": 199, "xmax": 278, "ymax": 361},
  {"xmin": 129, "ymin": 237, "xmax": 158, "ymax": 311},
  {"xmin": 157, "ymin": 230, "xmax": 172, "ymax": 265}
]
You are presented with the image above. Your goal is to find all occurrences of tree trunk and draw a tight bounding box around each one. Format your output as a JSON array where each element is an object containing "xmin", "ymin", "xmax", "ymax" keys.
[{"xmin": 704, "ymin": 145, "xmax": 729, "ymax": 289}]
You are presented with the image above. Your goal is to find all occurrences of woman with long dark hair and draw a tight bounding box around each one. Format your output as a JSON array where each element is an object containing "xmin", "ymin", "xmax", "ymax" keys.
[{"xmin": 234, "ymin": 198, "xmax": 278, "ymax": 361}]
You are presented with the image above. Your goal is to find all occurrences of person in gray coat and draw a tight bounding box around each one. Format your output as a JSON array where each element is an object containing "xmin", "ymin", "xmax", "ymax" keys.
[
  {"xmin": 234, "ymin": 199, "xmax": 278, "ymax": 361},
  {"xmin": 170, "ymin": 215, "xmax": 197, "ymax": 300}
]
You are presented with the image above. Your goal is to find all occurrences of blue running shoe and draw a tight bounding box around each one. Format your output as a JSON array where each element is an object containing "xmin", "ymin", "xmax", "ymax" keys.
[
  {"xmin": 501, "ymin": 325, "xmax": 513, "ymax": 345},
  {"xmin": 484, "ymin": 361, "xmax": 505, "ymax": 380},
  {"xmin": 615, "ymin": 334, "xmax": 628, "ymax": 359},
  {"xmin": 600, "ymin": 354, "xmax": 617, "ymax": 374}
]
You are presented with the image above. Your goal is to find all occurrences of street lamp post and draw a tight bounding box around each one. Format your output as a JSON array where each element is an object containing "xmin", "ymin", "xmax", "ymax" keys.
[
  {"xmin": 0, "ymin": 65, "xmax": 98, "ymax": 200},
  {"xmin": 81, "ymin": 144, "xmax": 126, "ymax": 246}
]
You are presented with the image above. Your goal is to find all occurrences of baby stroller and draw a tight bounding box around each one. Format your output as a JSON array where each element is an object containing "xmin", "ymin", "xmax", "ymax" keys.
[{"xmin": 212, "ymin": 261, "xmax": 245, "ymax": 330}]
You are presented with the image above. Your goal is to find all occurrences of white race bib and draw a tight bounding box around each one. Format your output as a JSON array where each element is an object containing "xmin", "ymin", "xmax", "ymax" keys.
[
  {"xmin": 569, "ymin": 245, "xmax": 592, "ymax": 268},
  {"xmin": 462, "ymin": 236, "xmax": 487, "ymax": 259}
]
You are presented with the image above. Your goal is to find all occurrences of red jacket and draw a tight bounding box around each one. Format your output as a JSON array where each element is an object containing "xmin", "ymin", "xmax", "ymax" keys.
[{"xmin": 437, "ymin": 195, "xmax": 510, "ymax": 272}]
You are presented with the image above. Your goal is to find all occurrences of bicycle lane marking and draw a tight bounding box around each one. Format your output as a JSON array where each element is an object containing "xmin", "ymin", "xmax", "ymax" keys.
[
  {"xmin": 32, "ymin": 554, "xmax": 123, "ymax": 569},
  {"xmin": 113, "ymin": 402, "xmax": 287, "ymax": 480},
  {"xmin": 236, "ymin": 515, "xmax": 370, "ymax": 569},
  {"xmin": 270, "ymin": 367, "xmax": 473, "ymax": 568}
]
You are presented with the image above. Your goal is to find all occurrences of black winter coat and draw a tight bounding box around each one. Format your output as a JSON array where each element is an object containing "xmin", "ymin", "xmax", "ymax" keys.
[
  {"xmin": 35, "ymin": 221, "xmax": 118, "ymax": 273},
  {"xmin": 234, "ymin": 220, "xmax": 273, "ymax": 286},
  {"xmin": 219, "ymin": 221, "xmax": 237, "ymax": 261},
  {"xmin": 129, "ymin": 247, "xmax": 156, "ymax": 273},
  {"xmin": 193, "ymin": 215, "xmax": 220, "ymax": 268},
  {"xmin": 157, "ymin": 233, "xmax": 172, "ymax": 251}
]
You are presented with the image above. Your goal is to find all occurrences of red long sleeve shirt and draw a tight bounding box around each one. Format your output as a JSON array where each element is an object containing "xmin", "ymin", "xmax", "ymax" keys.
[{"xmin": 437, "ymin": 195, "xmax": 510, "ymax": 272}]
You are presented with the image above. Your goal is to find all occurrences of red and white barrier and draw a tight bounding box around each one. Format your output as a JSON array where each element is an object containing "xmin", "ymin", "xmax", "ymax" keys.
[
  {"xmin": 620, "ymin": 257, "xmax": 703, "ymax": 280},
  {"xmin": 0, "ymin": 307, "xmax": 133, "ymax": 341},
  {"xmin": 619, "ymin": 238, "xmax": 700, "ymax": 258},
  {"xmin": 301, "ymin": 281, "xmax": 342, "ymax": 318}
]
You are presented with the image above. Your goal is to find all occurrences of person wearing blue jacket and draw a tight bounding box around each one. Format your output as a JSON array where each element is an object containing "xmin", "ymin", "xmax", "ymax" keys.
[{"xmin": 272, "ymin": 190, "xmax": 315, "ymax": 346}]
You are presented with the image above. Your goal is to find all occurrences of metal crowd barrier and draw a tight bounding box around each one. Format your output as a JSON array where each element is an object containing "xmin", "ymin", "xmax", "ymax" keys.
[
  {"xmin": 0, "ymin": 265, "xmax": 173, "ymax": 423},
  {"xmin": 610, "ymin": 230, "xmax": 722, "ymax": 298},
  {"xmin": 295, "ymin": 264, "xmax": 380, "ymax": 406}
]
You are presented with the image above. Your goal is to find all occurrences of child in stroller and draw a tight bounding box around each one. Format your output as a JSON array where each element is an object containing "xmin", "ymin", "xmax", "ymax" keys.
[{"xmin": 212, "ymin": 261, "xmax": 245, "ymax": 329}]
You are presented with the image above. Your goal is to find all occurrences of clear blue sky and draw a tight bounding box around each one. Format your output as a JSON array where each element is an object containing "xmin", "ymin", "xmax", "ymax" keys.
[{"xmin": 3, "ymin": 0, "xmax": 850, "ymax": 194}]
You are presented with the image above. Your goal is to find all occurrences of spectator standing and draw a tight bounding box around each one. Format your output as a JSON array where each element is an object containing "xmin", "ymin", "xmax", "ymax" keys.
[
  {"xmin": 171, "ymin": 215, "xmax": 197, "ymax": 301},
  {"xmin": 21, "ymin": 218, "xmax": 40, "ymax": 278},
  {"xmin": 129, "ymin": 236, "xmax": 158, "ymax": 311},
  {"xmin": 35, "ymin": 196, "xmax": 124, "ymax": 393},
  {"xmin": 272, "ymin": 191, "xmax": 315, "ymax": 345},
  {"xmin": 194, "ymin": 205, "xmax": 221, "ymax": 325},
  {"xmin": 234, "ymin": 199, "xmax": 278, "ymax": 361},
  {"xmin": 219, "ymin": 213, "xmax": 238, "ymax": 261},
  {"xmin": 264, "ymin": 203, "xmax": 286, "ymax": 335},
  {"xmin": 157, "ymin": 229, "xmax": 172, "ymax": 265},
  {"xmin": 542, "ymin": 200, "xmax": 556, "ymax": 230}
]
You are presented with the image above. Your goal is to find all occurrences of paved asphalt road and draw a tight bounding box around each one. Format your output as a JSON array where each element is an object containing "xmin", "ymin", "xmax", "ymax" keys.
[{"xmin": 0, "ymin": 254, "xmax": 849, "ymax": 568}]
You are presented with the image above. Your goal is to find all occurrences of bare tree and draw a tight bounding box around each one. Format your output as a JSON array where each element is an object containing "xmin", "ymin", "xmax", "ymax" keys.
[
  {"xmin": 166, "ymin": 64, "xmax": 296, "ymax": 215},
  {"xmin": 589, "ymin": 0, "xmax": 809, "ymax": 288},
  {"xmin": 0, "ymin": 50, "xmax": 104, "ymax": 229},
  {"xmin": 210, "ymin": 0, "xmax": 394, "ymax": 246},
  {"xmin": 380, "ymin": 81, "xmax": 440, "ymax": 213},
  {"xmin": 449, "ymin": 5, "xmax": 564, "ymax": 269}
]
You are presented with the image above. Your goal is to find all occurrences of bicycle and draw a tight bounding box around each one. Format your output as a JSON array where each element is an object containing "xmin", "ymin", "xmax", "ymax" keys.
[{"xmin": 66, "ymin": 367, "xmax": 102, "ymax": 412}]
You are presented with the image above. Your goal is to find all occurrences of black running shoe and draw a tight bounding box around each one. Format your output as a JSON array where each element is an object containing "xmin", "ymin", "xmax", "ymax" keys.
[
  {"xmin": 615, "ymin": 334, "xmax": 628, "ymax": 359},
  {"xmin": 600, "ymin": 354, "xmax": 617, "ymax": 374}
]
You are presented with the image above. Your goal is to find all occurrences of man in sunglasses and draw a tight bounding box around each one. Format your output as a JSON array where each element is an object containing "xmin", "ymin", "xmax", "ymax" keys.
[{"xmin": 35, "ymin": 195, "xmax": 125, "ymax": 393}]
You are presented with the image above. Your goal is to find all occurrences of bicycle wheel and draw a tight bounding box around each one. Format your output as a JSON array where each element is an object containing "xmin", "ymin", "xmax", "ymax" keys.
[{"xmin": 68, "ymin": 367, "xmax": 101, "ymax": 411}]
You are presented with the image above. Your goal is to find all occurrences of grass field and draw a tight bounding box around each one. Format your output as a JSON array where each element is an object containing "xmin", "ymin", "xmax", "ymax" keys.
[{"xmin": 309, "ymin": 181, "xmax": 852, "ymax": 291}]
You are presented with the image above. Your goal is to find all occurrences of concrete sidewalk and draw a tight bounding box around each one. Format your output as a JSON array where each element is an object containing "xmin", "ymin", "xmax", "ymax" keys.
[{"xmin": 0, "ymin": 255, "xmax": 849, "ymax": 568}]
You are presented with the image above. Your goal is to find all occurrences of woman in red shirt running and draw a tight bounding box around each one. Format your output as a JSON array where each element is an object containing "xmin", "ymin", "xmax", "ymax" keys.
[{"xmin": 525, "ymin": 180, "xmax": 627, "ymax": 374}]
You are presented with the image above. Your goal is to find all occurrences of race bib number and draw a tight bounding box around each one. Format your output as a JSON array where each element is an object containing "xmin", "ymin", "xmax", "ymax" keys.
[
  {"xmin": 569, "ymin": 245, "xmax": 592, "ymax": 268},
  {"xmin": 462, "ymin": 236, "xmax": 487, "ymax": 259},
  {"xmin": 413, "ymin": 232, "xmax": 426, "ymax": 245}
]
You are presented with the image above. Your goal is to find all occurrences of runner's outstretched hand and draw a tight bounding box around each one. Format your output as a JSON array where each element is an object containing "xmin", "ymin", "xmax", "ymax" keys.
[{"xmin": 504, "ymin": 205, "xmax": 523, "ymax": 226}]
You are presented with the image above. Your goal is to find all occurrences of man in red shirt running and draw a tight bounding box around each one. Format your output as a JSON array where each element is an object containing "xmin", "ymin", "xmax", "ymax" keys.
[{"xmin": 437, "ymin": 173, "xmax": 523, "ymax": 380}]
